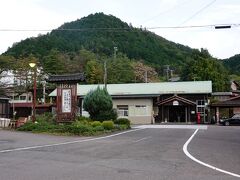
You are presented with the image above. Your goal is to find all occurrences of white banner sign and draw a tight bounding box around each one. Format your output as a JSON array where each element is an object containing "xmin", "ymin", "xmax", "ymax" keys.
[{"xmin": 62, "ymin": 89, "xmax": 71, "ymax": 113}]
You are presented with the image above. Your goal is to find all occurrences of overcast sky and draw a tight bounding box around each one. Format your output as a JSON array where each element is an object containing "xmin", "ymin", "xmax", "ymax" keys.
[{"xmin": 0, "ymin": 0, "xmax": 239, "ymax": 59}]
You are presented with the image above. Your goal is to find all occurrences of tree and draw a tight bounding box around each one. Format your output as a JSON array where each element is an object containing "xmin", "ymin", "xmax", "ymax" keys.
[
  {"xmin": 42, "ymin": 49, "xmax": 66, "ymax": 74},
  {"xmin": 132, "ymin": 61, "xmax": 158, "ymax": 82},
  {"xmin": 0, "ymin": 55, "xmax": 16, "ymax": 95},
  {"xmin": 85, "ymin": 60, "xmax": 103, "ymax": 84},
  {"xmin": 181, "ymin": 51, "xmax": 229, "ymax": 92},
  {"xmin": 107, "ymin": 54, "xmax": 135, "ymax": 83},
  {"xmin": 83, "ymin": 87, "xmax": 117, "ymax": 121}
]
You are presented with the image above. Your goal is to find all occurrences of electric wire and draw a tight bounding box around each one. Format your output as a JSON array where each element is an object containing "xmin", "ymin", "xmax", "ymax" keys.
[
  {"xmin": 0, "ymin": 23, "xmax": 239, "ymax": 32},
  {"xmin": 179, "ymin": 0, "xmax": 217, "ymax": 25}
]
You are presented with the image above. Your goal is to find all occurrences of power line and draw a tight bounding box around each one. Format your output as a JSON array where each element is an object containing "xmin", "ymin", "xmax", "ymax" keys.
[
  {"xmin": 179, "ymin": 0, "xmax": 217, "ymax": 25},
  {"xmin": 142, "ymin": 0, "xmax": 193, "ymax": 25},
  {"xmin": 148, "ymin": 23, "xmax": 240, "ymax": 29},
  {"xmin": 0, "ymin": 23, "xmax": 239, "ymax": 32}
]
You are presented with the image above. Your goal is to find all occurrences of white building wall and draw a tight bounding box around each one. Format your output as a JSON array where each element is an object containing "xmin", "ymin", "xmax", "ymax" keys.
[{"xmin": 113, "ymin": 98, "xmax": 153, "ymax": 124}]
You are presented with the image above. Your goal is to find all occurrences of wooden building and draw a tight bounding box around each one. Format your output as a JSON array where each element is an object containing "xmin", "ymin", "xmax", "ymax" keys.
[
  {"xmin": 49, "ymin": 81, "xmax": 212, "ymax": 124},
  {"xmin": 0, "ymin": 96, "xmax": 10, "ymax": 118}
]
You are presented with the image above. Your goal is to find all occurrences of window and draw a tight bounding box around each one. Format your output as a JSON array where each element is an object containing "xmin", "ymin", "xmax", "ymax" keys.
[
  {"xmin": 117, "ymin": 105, "xmax": 128, "ymax": 117},
  {"xmin": 196, "ymin": 100, "xmax": 207, "ymax": 115},
  {"xmin": 135, "ymin": 105, "xmax": 147, "ymax": 116},
  {"xmin": 20, "ymin": 96, "xmax": 26, "ymax": 100},
  {"xmin": 14, "ymin": 96, "xmax": 19, "ymax": 100},
  {"xmin": 197, "ymin": 100, "xmax": 206, "ymax": 106}
]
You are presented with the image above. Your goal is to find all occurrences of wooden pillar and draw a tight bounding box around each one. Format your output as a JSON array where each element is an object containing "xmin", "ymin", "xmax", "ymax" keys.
[
  {"xmin": 216, "ymin": 107, "xmax": 220, "ymax": 124},
  {"xmin": 185, "ymin": 106, "xmax": 188, "ymax": 123},
  {"xmin": 161, "ymin": 105, "xmax": 164, "ymax": 123}
]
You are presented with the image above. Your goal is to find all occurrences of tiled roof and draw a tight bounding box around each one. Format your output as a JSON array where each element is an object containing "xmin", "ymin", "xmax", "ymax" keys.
[
  {"xmin": 47, "ymin": 73, "xmax": 85, "ymax": 83},
  {"xmin": 49, "ymin": 81, "xmax": 212, "ymax": 97},
  {"xmin": 211, "ymin": 95, "xmax": 240, "ymax": 107}
]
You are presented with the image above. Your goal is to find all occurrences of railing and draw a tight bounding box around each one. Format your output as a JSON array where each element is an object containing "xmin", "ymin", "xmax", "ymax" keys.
[{"xmin": 0, "ymin": 118, "xmax": 11, "ymax": 128}]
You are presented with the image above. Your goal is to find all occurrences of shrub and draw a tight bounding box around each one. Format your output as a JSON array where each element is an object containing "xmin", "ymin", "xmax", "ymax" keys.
[
  {"xmin": 93, "ymin": 125, "xmax": 104, "ymax": 132},
  {"xmin": 17, "ymin": 121, "xmax": 57, "ymax": 132},
  {"xmin": 36, "ymin": 113, "xmax": 55, "ymax": 124},
  {"xmin": 102, "ymin": 120, "xmax": 114, "ymax": 130},
  {"xmin": 118, "ymin": 124, "xmax": 129, "ymax": 130},
  {"xmin": 93, "ymin": 109, "xmax": 118, "ymax": 122},
  {"xmin": 17, "ymin": 122, "xmax": 38, "ymax": 131},
  {"xmin": 91, "ymin": 121, "xmax": 102, "ymax": 127},
  {"xmin": 68, "ymin": 123, "xmax": 94, "ymax": 135},
  {"xmin": 77, "ymin": 116, "xmax": 92, "ymax": 122},
  {"xmin": 114, "ymin": 118, "xmax": 130, "ymax": 128},
  {"xmin": 83, "ymin": 87, "xmax": 117, "ymax": 121}
]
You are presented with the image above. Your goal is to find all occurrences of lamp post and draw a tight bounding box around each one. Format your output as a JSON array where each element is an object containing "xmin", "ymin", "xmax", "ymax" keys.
[{"xmin": 29, "ymin": 62, "xmax": 36, "ymax": 122}]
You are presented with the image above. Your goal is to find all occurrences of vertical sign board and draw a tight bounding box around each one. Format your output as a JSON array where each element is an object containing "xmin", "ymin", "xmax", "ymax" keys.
[
  {"xmin": 62, "ymin": 89, "xmax": 71, "ymax": 113},
  {"xmin": 56, "ymin": 84, "xmax": 77, "ymax": 122}
]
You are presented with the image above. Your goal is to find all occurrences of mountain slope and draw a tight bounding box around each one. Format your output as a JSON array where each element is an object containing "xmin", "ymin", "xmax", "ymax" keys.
[
  {"xmin": 5, "ymin": 13, "xmax": 194, "ymax": 67},
  {"xmin": 223, "ymin": 54, "xmax": 240, "ymax": 75}
]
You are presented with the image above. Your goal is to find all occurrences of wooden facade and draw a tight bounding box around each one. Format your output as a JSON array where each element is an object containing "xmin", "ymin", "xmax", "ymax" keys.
[
  {"xmin": 0, "ymin": 97, "xmax": 10, "ymax": 118},
  {"xmin": 211, "ymin": 95, "xmax": 240, "ymax": 123},
  {"xmin": 155, "ymin": 94, "xmax": 210, "ymax": 123},
  {"xmin": 47, "ymin": 73, "xmax": 84, "ymax": 122}
]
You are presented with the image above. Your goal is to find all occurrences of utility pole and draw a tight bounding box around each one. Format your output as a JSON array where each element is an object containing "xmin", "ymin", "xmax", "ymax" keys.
[
  {"xmin": 42, "ymin": 81, "xmax": 46, "ymax": 104},
  {"xmin": 145, "ymin": 70, "xmax": 148, "ymax": 83},
  {"xmin": 104, "ymin": 61, "xmax": 107, "ymax": 89},
  {"xmin": 165, "ymin": 65, "xmax": 170, "ymax": 81},
  {"xmin": 113, "ymin": 46, "xmax": 118, "ymax": 60}
]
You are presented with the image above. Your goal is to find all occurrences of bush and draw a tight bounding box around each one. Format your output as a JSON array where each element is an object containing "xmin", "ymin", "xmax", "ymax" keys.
[
  {"xmin": 36, "ymin": 113, "xmax": 55, "ymax": 124},
  {"xmin": 91, "ymin": 121, "xmax": 102, "ymax": 127},
  {"xmin": 118, "ymin": 124, "xmax": 129, "ymax": 130},
  {"xmin": 17, "ymin": 121, "xmax": 57, "ymax": 132},
  {"xmin": 102, "ymin": 121, "xmax": 114, "ymax": 130},
  {"xmin": 77, "ymin": 116, "xmax": 92, "ymax": 122},
  {"xmin": 68, "ymin": 123, "xmax": 94, "ymax": 135},
  {"xmin": 93, "ymin": 109, "xmax": 118, "ymax": 122},
  {"xmin": 114, "ymin": 118, "xmax": 130, "ymax": 128},
  {"xmin": 93, "ymin": 125, "xmax": 104, "ymax": 131},
  {"xmin": 83, "ymin": 87, "xmax": 117, "ymax": 121},
  {"xmin": 17, "ymin": 122, "xmax": 38, "ymax": 131}
]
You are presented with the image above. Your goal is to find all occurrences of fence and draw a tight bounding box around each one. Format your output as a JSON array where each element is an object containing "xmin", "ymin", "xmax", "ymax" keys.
[{"xmin": 0, "ymin": 118, "xmax": 11, "ymax": 128}]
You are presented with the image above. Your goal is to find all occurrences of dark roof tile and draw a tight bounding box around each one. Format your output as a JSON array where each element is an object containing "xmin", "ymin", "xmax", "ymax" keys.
[{"xmin": 47, "ymin": 73, "xmax": 85, "ymax": 83}]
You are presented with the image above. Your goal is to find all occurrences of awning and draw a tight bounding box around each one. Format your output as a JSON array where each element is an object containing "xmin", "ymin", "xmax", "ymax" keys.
[{"xmin": 157, "ymin": 95, "xmax": 196, "ymax": 106}]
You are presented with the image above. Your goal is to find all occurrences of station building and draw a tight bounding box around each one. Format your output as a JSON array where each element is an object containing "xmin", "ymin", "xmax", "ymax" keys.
[{"xmin": 49, "ymin": 81, "xmax": 212, "ymax": 124}]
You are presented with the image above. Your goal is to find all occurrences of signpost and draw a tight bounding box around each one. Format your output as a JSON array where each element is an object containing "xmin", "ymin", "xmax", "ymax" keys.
[{"xmin": 47, "ymin": 73, "xmax": 84, "ymax": 123}]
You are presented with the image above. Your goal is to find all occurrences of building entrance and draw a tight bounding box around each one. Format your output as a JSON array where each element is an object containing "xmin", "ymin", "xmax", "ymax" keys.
[{"xmin": 169, "ymin": 106, "xmax": 186, "ymax": 122}]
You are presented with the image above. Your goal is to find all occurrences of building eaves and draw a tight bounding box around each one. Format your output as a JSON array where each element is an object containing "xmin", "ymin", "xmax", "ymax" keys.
[{"xmin": 47, "ymin": 73, "xmax": 85, "ymax": 83}]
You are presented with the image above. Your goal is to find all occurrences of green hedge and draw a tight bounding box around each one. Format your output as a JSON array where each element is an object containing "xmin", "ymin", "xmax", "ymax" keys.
[
  {"xmin": 17, "ymin": 114, "xmax": 128, "ymax": 136},
  {"xmin": 102, "ymin": 121, "xmax": 114, "ymax": 130},
  {"xmin": 91, "ymin": 121, "xmax": 102, "ymax": 127},
  {"xmin": 114, "ymin": 118, "xmax": 130, "ymax": 128}
]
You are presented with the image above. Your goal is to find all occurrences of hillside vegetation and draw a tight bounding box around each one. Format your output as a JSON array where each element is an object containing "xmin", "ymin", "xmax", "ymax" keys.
[
  {"xmin": 6, "ymin": 13, "xmax": 193, "ymax": 69},
  {"xmin": 1, "ymin": 13, "xmax": 232, "ymax": 91}
]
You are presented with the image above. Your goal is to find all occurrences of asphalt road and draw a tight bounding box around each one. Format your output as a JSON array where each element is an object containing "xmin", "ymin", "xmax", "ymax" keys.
[{"xmin": 0, "ymin": 126, "xmax": 239, "ymax": 180}]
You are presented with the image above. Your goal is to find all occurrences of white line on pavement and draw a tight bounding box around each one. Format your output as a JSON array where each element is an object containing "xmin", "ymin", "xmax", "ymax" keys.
[
  {"xmin": 134, "ymin": 136, "xmax": 151, "ymax": 143},
  {"xmin": 0, "ymin": 128, "xmax": 144, "ymax": 153},
  {"xmin": 183, "ymin": 129, "xmax": 240, "ymax": 178},
  {"xmin": 135, "ymin": 125, "xmax": 208, "ymax": 130}
]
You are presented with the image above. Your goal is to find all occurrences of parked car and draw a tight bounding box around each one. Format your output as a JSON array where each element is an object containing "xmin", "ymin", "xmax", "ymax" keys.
[{"xmin": 219, "ymin": 114, "xmax": 240, "ymax": 126}]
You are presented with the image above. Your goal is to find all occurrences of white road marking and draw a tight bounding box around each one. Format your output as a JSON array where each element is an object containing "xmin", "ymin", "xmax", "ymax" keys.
[
  {"xmin": 134, "ymin": 136, "xmax": 151, "ymax": 143},
  {"xmin": 0, "ymin": 128, "xmax": 144, "ymax": 153},
  {"xmin": 136, "ymin": 125, "xmax": 208, "ymax": 130},
  {"xmin": 183, "ymin": 129, "xmax": 240, "ymax": 178}
]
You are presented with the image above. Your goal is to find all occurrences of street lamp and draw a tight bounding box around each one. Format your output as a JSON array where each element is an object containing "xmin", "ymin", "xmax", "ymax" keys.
[{"xmin": 29, "ymin": 62, "xmax": 36, "ymax": 122}]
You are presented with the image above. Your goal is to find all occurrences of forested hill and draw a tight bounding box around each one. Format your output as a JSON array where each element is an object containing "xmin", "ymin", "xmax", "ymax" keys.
[
  {"xmin": 223, "ymin": 54, "xmax": 240, "ymax": 75},
  {"xmin": 5, "ymin": 13, "xmax": 194, "ymax": 67}
]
